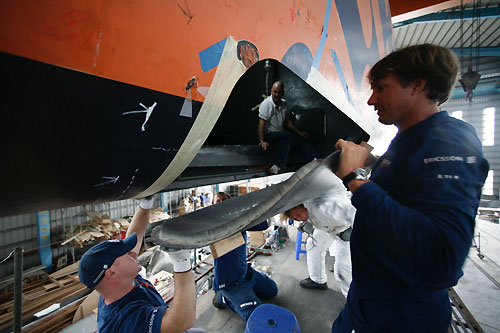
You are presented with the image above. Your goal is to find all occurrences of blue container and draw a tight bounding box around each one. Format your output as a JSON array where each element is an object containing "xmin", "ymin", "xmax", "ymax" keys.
[{"xmin": 245, "ymin": 304, "xmax": 300, "ymax": 333}]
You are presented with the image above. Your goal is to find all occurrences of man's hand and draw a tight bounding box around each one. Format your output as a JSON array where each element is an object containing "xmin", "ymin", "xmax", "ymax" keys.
[
  {"xmin": 259, "ymin": 141, "xmax": 270, "ymax": 150},
  {"xmin": 298, "ymin": 221, "xmax": 314, "ymax": 236},
  {"xmin": 138, "ymin": 195, "xmax": 155, "ymax": 210},
  {"xmin": 167, "ymin": 249, "xmax": 192, "ymax": 273},
  {"xmin": 298, "ymin": 131, "xmax": 309, "ymax": 138},
  {"xmin": 334, "ymin": 139, "xmax": 370, "ymax": 179}
]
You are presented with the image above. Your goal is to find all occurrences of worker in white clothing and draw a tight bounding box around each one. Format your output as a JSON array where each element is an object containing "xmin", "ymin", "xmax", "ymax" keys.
[{"xmin": 284, "ymin": 184, "xmax": 355, "ymax": 297}]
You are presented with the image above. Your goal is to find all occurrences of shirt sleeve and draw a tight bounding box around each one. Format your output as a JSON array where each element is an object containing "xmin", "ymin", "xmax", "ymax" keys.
[
  {"xmin": 247, "ymin": 220, "xmax": 269, "ymax": 231},
  {"xmin": 258, "ymin": 99, "xmax": 271, "ymax": 121},
  {"xmin": 307, "ymin": 190, "xmax": 355, "ymax": 234}
]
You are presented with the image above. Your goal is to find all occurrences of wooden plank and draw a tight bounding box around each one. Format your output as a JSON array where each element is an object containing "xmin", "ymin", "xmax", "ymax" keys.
[
  {"xmin": 0, "ymin": 265, "xmax": 46, "ymax": 289},
  {"xmin": 60, "ymin": 231, "xmax": 86, "ymax": 246},
  {"xmin": 49, "ymin": 262, "xmax": 79, "ymax": 279},
  {"xmin": 0, "ymin": 283, "xmax": 88, "ymax": 331},
  {"xmin": 49, "ymin": 277, "xmax": 64, "ymax": 288},
  {"xmin": 24, "ymin": 298, "xmax": 84, "ymax": 333},
  {"xmin": 209, "ymin": 233, "xmax": 245, "ymax": 259}
]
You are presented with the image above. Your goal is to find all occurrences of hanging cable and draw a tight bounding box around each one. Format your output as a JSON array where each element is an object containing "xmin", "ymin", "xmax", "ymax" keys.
[
  {"xmin": 460, "ymin": 0, "xmax": 464, "ymax": 74},
  {"xmin": 0, "ymin": 249, "xmax": 16, "ymax": 264}
]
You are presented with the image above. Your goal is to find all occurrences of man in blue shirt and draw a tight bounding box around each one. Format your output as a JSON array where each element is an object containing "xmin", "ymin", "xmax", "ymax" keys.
[
  {"xmin": 211, "ymin": 192, "xmax": 278, "ymax": 321},
  {"xmin": 333, "ymin": 44, "xmax": 489, "ymax": 332},
  {"xmin": 78, "ymin": 196, "xmax": 202, "ymax": 333}
]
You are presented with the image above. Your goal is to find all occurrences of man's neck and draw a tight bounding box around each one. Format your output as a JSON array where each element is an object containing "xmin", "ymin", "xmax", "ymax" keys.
[
  {"xmin": 397, "ymin": 101, "xmax": 439, "ymax": 132},
  {"xmin": 101, "ymin": 279, "xmax": 135, "ymax": 305}
]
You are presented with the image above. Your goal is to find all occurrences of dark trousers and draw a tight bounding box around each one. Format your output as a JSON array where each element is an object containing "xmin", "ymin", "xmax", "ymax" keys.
[
  {"xmin": 217, "ymin": 266, "xmax": 278, "ymax": 321},
  {"xmin": 265, "ymin": 131, "xmax": 315, "ymax": 169},
  {"xmin": 332, "ymin": 291, "xmax": 452, "ymax": 333}
]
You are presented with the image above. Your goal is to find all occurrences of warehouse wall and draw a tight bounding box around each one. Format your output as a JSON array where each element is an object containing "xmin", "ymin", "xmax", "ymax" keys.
[
  {"xmin": 441, "ymin": 56, "xmax": 500, "ymax": 199},
  {"xmin": 0, "ymin": 188, "xmax": 200, "ymax": 280}
]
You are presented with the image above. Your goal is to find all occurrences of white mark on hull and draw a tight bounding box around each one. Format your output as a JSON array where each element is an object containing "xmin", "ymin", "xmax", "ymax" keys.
[
  {"xmin": 119, "ymin": 169, "xmax": 140, "ymax": 198},
  {"xmin": 94, "ymin": 176, "xmax": 120, "ymax": 187},
  {"xmin": 123, "ymin": 102, "xmax": 158, "ymax": 131},
  {"xmin": 152, "ymin": 147, "xmax": 179, "ymax": 152}
]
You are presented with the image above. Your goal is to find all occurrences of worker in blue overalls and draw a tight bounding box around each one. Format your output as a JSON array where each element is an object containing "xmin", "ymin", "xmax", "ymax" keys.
[{"xmin": 211, "ymin": 192, "xmax": 278, "ymax": 321}]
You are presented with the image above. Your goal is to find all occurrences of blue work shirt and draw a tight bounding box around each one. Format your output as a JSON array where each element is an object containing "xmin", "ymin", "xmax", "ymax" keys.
[
  {"xmin": 97, "ymin": 275, "xmax": 166, "ymax": 333},
  {"xmin": 347, "ymin": 111, "xmax": 489, "ymax": 331},
  {"xmin": 213, "ymin": 220, "xmax": 269, "ymax": 291}
]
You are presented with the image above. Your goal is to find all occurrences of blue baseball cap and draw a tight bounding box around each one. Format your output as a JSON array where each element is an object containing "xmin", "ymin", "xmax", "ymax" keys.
[{"xmin": 78, "ymin": 233, "xmax": 138, "ymax": 289}]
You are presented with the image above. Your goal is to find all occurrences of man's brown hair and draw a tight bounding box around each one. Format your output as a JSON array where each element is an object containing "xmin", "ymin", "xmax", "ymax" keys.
[{"xmin": 368, "ymin": 44, "xmax": 459, "ymax": 105}]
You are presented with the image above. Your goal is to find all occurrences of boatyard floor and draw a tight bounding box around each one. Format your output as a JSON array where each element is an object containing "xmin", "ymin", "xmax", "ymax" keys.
[{"xmin": 194, "ymin": 220, "xmax": 500, "ymax": 333}]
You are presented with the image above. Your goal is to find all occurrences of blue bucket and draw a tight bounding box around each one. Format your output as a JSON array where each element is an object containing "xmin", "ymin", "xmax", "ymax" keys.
[{"xmin": 245, "ymin": 304, "xmax": 300, "ymax": 333}]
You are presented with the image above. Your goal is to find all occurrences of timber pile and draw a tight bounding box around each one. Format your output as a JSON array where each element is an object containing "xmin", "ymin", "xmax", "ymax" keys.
[
  {"xmin": 0, "ymin": 262, "xmax": 88, "ymax": 332},
  {"xmin": 23, "ymin": 297, "xmax": 85, "ymax": 333},
  {"xmin": 62, "ymin": 211, "xmax": 131, "ymax": 247},
  {"xmin": 150, "ymin": 208, "xmax": 171, "ymax": 223},
  {"xmin": 62, "ymin": 209, "xmax": 171, "ymax": 247}
]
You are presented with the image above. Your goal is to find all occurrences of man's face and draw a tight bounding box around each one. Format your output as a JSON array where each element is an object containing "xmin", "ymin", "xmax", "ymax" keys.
[
  {"xmin": 271, "ymin": 84, "xmax": 284, "ymax": 106},
  {"xmin": 288, "ymin": 206, "xmax": 308, "ymax": 222},
  {"xmin": 367, "ymin": 73, "xmax": 415, "ymax": 129},
  {"xmin": 111, "ymin": 251, "xmax": 141, "ymax": 279},
  {"xmin": 214, "ymin": 194, "xmax": 228, "ymax": 204}
]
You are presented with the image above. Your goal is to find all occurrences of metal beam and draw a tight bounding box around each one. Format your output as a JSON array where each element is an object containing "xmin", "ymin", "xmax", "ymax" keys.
[
  {"xmin": 393, "ymin": 7, "xmax": 500, "ymax": 28},
  {"xmin": 451, "ymin": 48, "xmax": 500, "ymax": 57}
]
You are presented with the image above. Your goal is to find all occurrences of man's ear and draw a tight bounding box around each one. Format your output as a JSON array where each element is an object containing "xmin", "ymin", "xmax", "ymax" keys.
[
  {"xmin": 104, "ymin": 266, "xmax": 117, "ymax": 280},
  {"xmin": 412, "ymin": 78, "xmax": 427, "ymax": 94}
]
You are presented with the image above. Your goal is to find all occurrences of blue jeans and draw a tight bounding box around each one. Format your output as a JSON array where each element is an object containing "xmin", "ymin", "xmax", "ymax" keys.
[
  {"xmin": 217, "ymin": 266, "xmax": 278, "ymax": 321},
  {"xmin": 265, "ymin": 131, "xmax": 315, "ymax": 169}
]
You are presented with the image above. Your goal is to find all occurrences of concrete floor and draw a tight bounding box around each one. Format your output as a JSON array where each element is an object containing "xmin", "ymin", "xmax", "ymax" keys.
[
  {"xmin": 58, "ymin": 218, "xmax": 500, "ymax": 333},
  {"xmin": 454, "ymin": 218, "xmax": 500, "ymax": 333},
  {"xmin": 194, "ymin": 220, "xmax": 500, "ymax": 333},
  {"xmin": 194, "ymin": 226, "xmax": 348, "ymax": 333}
]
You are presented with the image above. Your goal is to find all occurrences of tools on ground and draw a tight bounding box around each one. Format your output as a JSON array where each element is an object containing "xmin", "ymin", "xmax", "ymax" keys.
[{"xmin": 249, "ymin": 246, "xmax": 272, "ymax": 256}]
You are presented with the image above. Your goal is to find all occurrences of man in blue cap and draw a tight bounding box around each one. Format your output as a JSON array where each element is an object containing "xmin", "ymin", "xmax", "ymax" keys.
[{"xmin": 78, "ymin": 196, "xmax": 201, "ymax": 333}]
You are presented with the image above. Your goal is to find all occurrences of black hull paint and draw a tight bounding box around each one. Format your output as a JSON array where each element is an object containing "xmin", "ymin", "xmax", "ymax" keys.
[
  {"xmin": 1, "ymin": 54, "xmax": 368, "ymax": 217},
  {"xmin": 1, "ymin": 52, "xmax": 200, "ymax": 216}
]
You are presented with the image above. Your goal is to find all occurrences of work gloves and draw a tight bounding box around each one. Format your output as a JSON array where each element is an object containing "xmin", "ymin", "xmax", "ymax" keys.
[
  {"xmin": 139, "ymin": 195, "xmax": 155, "ymax": 210},
  {"xmin": 298, "ymin": 221, "xmax": 314, "ymax": 236},
  {"xmin": 167, "ymin": 249, "xmax": 192, "ymax": 273}
]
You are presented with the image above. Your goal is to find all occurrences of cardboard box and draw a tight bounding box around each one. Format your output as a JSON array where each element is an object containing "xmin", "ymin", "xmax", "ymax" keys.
[
  {"xmin": 247, "ymin": 231, "xmax": 267, "ymax": 247},
  {"xmin": 209, "ymin": 233, "xmax": 245, "ymax": 259}
]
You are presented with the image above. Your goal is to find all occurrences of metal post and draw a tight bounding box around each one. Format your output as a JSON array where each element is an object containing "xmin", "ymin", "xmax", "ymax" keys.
[
  {"xmin": 70, "ymin": 207, "xmax": 75, "ymax": 263},
  {"xmin": 193, "ymin": 198, "xmax": 197, "ymax": 266},
  {"xmin": 13, "ymin": 247, "xmax": 23, "ymax": 333},
  {"xmin": 168, "ymin": 192, "xmax": 172, "ymax": 217}
]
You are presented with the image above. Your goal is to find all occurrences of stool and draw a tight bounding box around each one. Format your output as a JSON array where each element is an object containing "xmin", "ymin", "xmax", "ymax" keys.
[
  {"xmin": 295, "ymin": 231, "xmax": 306, "ymax": 260},
  {"xmin": 245, "ymin": 304, "xmax": 300, "ymax": 333}
]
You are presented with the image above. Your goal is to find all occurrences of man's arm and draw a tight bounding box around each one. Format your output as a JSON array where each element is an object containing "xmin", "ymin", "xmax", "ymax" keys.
[
  {"xmin": 307, "ymin": 190, "xmax": 355, "ymax": 234},
  {"xmin": 160, "ymin": 270, "xmax": 196, "ymax": 332},
  {"xmin": 336, "ymin": 135, "xmax": 488, "ymax": 280},
  {"xmin": 127, "ymin": 196, "xmax": 154, "ymax": 254},
  {"xmin": 258, "ymin": 118, "xmax": 269, "ymax": 150},
  {"xmin": 286, "ymin": 116, "xmax": 309, "ymax": 138},
  {"xmin": 334, "ymin": 139, "xmax": 371, "ymax": 193}
]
